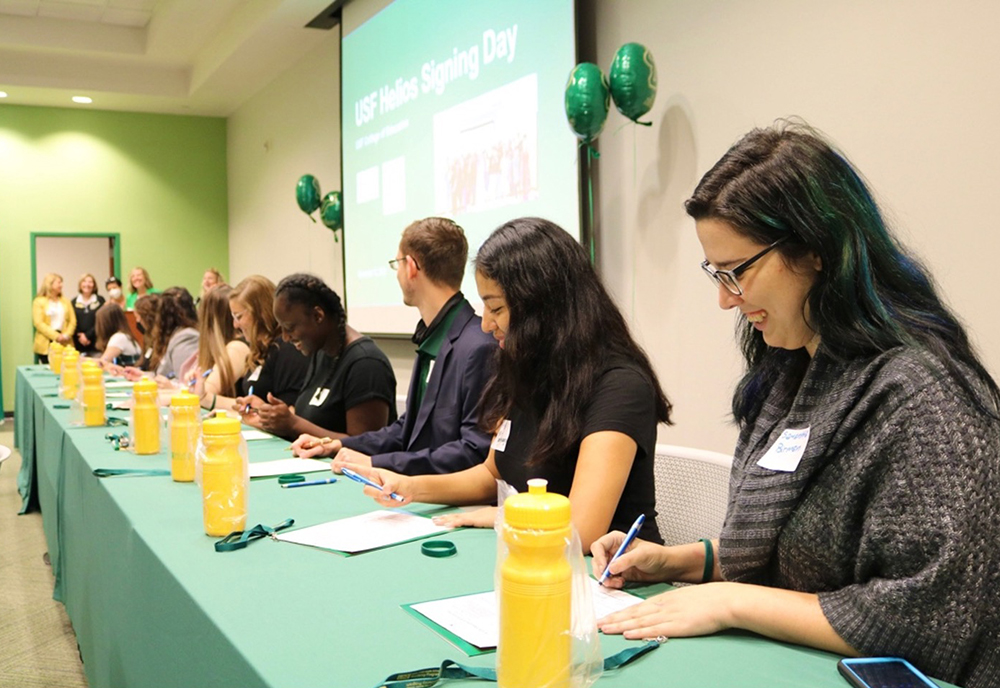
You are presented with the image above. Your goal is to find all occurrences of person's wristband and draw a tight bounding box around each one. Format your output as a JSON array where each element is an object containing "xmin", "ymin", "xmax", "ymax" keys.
[
  {"xmin": 699, "ymin": 538, "xmax": 714, "ymax": 583},
  {"xmin": 207, "ymin": 394, "xmax": 217, "ymax": 412}
]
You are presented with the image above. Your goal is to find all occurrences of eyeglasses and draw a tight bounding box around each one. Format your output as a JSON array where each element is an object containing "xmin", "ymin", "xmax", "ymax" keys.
[
  {"xmin": 700, "ymin": 238, "xmax": 786, "ymax": 296},
  {"xmin": 388, "ymin": 256, "xmax": 419, "ymax": 270}
]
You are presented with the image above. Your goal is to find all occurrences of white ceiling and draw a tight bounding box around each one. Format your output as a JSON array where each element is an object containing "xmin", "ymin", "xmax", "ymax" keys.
[{"xmin": 0, "ymin": 0, "xmax": 340, "ymax": 116}]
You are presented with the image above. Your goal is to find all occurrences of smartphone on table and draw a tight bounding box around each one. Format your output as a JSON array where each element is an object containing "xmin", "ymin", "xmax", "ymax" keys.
[{"xmin": 837, "ymin": 657, "xmax": 940, "ymax": 688}]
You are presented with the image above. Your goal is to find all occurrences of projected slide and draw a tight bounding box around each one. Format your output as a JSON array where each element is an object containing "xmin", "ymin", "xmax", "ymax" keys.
[{"xmin": 342, "ymin": 0, "xmax": 578, "ymax": 334}]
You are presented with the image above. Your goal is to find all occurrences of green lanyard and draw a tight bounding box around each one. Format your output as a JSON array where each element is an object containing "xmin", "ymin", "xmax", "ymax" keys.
[
  {"xmin": 214, "ymin": 519, "xmax": 296, "ymax": 552},
  {"xmin": 375, "ymin": 640, "xmax": 660, "ymax": 688}
]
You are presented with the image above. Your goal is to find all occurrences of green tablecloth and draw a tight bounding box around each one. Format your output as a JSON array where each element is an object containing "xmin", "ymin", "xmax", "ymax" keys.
[{"xmin": 13, "ymin": 365, "xmax": 952, "ymax": 688}]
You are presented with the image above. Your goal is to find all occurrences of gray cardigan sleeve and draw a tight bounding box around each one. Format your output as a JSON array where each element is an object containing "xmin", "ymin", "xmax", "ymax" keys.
[
  {"xmin": 816, "ymin": 381, "xmax": 1000, "ymax": 687},
  {"xmin": 156, "ymin": 327, "xmax": 200, "ymax": 379}
]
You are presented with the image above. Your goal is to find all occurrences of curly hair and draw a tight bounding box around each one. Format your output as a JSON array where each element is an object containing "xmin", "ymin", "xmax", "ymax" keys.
[{"xmin": 148, "ymin": 287, "xmax": 197, "ymax": 372}]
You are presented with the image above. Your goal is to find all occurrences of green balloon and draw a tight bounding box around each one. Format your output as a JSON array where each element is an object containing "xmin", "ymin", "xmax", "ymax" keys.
[
  {"xmin": 320, "ymin": 191, "xmax": 343, "ymax": 232},
  {"xmin": 564, "ymin": 63, "xmax": 610, "ymax": 144},
  {"xmin": 296, "ymin": 174, "xmax": 322, "ymax": 215},
  {"xmin": 609, "ymin": 43, "xmax": 657, "ymax": 122}
]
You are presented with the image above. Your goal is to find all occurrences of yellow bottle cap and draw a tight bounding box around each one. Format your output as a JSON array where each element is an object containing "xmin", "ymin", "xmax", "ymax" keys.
[
  {"xmin": 170, "ymin": 390, "xmax": 200, "ymax": 408},
  {"xmin": 133, "ymin": 377, "xmax": 157, "ymax": 394},
  {"xmin": 503, "ymin": 479, "xmax": 571, "ymax": 530},
  {"xmin": 49, "ymin": 342, "xmax": 63, "ymax": 352},
  {"xmin": 202, "ymin": 413, "xmax": 241, "ymax": 435},
  {"xmin": 83, "ymin": 366, "xmax": 103, "ymax": 382}
]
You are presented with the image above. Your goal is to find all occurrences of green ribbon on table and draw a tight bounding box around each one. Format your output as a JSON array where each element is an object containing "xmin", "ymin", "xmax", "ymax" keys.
[
  {"xmin": 214, "ymin": 519, "xmax": 295, "ymax": 552},
  {"xmin": 374, "ymin": 640, "xmax": 659, "ymax": 688},
  {"xmin": 93, "ymin": 468, "xmax": 171, "ymax": 478}
]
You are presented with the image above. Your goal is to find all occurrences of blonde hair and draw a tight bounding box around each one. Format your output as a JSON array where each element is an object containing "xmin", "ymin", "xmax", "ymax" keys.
[
  {"xmin": 37, "ymin": 273, "xmax": 63, "ymax": 298},
  {"xmin": 197, "ymin": 284, "xmax": 239, "ymax": 396},
  {"xmin": 128, "ymin": 266, "xmax": 153, "ymax": 294},
  {"xmin": 230, "ymin": 275, "xmax": 279, "ymax": 371},
  {"xmin": 78, "ymin": 273, "xmax": 98, "ymax": 293}
]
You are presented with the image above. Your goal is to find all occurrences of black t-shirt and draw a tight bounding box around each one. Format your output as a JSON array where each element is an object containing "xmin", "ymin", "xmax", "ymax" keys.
[
  {"xmin": 238, "ymin": 339, "xmax": 310, "ymax": 407},
  {"xmin": 493, "ymin": 360, "xmax": 663, "ymax": 543},
  {"xmin": 294, "ymin": 337, "xmax": 398, "ymax": 435}
]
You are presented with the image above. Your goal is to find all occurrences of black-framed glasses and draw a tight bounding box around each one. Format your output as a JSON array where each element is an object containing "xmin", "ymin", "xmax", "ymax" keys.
[
  {"xmin": 701, "ymin": 238, "xmax": 786, "ymax": 296},
  {"xmin": 388, "ymin": 256, "xmax": 419, "ymax": 270}
]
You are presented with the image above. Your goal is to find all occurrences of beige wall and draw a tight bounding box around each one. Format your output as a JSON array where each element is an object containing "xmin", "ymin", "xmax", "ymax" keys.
[
  {"xmin": 587, "ymin": 0, "xmax": 1000, "ymax": 453},
  {"xmin": 227, "ymin": 31, "xmax": 343, "ymax": 291}
]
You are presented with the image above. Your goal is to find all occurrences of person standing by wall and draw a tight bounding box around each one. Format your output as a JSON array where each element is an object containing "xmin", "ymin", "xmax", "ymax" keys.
[
  {"xmin": 105, "ymin": 276, "xmax": 126, "ymax": 308},
  {"xmin": 125, "ymin": 266, "xmax": 160, "ymax": 310},
  {"xmin": 32, "ymin": 273, "xmax": 76, "ymax": 364},
  {"xmin": 73, "ymin": 273, "xmax": 105, "ymax": 355}
]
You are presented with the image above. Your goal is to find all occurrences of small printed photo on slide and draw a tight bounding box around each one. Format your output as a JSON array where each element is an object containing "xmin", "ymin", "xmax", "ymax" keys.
[
  {"xmin": 433, "ymin": 73, "xmax": 538, "ymax": 216},
  {"xmin": 382, "ymin": 156, "xmax": 406, "ymax": 215},
  {"xmin": 356, "ymin": 166, "xmax": 380, "ymax": 205}
]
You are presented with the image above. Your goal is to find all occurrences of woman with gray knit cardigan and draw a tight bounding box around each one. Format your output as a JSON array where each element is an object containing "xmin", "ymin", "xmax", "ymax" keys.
[{"xmin": 593, "ymin": 122, "xmax": 1000, "ymax": 688}]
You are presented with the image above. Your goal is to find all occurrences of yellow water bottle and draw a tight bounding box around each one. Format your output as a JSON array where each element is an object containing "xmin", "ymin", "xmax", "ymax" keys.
[
  {"xmin": 60, "ymin": 349, "xmax": 80, "ymax": 400},
  {"xmin": 498, "ymin": 478, "xmax": 572, "ymax": 688},
  {"xmin": 169, "ymin": 391, "xmax": 201, "ymax": 482},
  {"xmin": 48, "ymin": 341, "xmax": 64, "ymax": 373},
  {"xmin": 81, "ymin": 363, "xmax": 106, "ymax": 427},
  {"xmin": 198, "ymin": 414, "xmax": 248, "ymax": 536},
  {"xmin": 132, "ymin": 377, "xmax": 161, "ymax": 455}
]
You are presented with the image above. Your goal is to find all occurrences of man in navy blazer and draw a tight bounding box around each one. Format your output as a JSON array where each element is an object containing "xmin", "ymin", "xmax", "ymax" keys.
[{"xmin": 294, "ymin": 217, "xmax": 495, "ymax": 474}]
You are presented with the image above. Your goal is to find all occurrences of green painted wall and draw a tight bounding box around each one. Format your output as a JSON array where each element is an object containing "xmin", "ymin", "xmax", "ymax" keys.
[{"xmin": 0, "ymin": 104, "xmax": 228, "ymax": 412}]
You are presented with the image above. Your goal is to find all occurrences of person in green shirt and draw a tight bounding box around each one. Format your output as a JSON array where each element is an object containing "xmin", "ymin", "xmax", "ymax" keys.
[{"xmin": 125, "ymin": 266, "xmax": 161, "ymax": 310}]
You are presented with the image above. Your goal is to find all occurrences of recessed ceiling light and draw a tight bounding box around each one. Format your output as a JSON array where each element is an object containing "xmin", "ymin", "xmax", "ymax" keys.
[
  {"xmin": 72, "ymin": 96, "xmax": 93, "ymax": 104},
  {"xmin": 0, "ymin": 91, "xmax": 8, "ymax": 98}
]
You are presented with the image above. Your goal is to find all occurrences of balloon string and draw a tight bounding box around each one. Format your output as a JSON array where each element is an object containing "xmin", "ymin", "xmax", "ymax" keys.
[{"xmin": 586, "ymin": 149, "xmax": 596, "ymax": 265}]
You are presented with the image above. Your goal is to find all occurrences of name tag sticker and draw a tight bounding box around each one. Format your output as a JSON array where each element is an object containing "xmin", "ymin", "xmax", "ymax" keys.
[
  {"xmin": 309, "ymin": 388, "xmax": 330, "ymax": 406},
  {"xmin": 757, "ymin": 427, "xmax": 811, "ymax": 472},
  {"xmin": 491, "ymin": 419, "xmax": 512, "ymax": 452},
  {"xmin": 247, "ymin": 365, "xmax": 262, "ymax": 382}
]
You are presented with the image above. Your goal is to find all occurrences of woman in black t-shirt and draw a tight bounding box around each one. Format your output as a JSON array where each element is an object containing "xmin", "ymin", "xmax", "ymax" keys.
[
  {"xmin": 340, "ymin": 218, "xmax": 672, "ymax": 550},
  {"xmin": 238, "ymin": 273, "xmax": 395, "ymax": 442},
  {"xmin": 226, "ymin": 275, "xmax": 309, "ymax": 419}
]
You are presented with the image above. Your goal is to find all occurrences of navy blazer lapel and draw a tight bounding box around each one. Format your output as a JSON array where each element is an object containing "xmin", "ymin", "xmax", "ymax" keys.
[{"xmin": 406, "ymin": 302, "xmax": 475, "ymax": 448}]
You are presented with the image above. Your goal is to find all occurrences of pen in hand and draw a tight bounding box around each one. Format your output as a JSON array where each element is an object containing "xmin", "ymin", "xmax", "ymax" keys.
[
  {"xmin": 189, "ymin": 367, "xmax": 213, "ymax": 390},
  {"xmin": 341, "ymin": 467, "xmax": 405, "ymax": 502},
  {"xmin": 598, "ymin": 513, "xmax": 645, "ymax": 585},
  {"xmin": 281, "ymin": 477, "xmax": 338, "ymax": 489},
  {"xmin": 244, "ymin": 385, "xmax": 254, "ymax": 414}
]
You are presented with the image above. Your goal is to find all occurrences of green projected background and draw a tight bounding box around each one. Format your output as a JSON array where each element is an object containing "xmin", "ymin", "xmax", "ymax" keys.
[{"xmin": 342, "ymin": 0, "xmax": 578, "ymax": 334}]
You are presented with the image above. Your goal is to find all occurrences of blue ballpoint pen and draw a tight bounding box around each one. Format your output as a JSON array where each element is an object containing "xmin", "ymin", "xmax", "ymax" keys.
[
  {"xmin": 189, "ymin": 367, "xmax": 212, "ymax": 389},
  {"xmin": 598, "ymin": 513, "xmax": 645, "ymax": 584},
  {"xmin": 341, "ymin": 467, "xmax": 405, "ymax": 502},
  {"xmin": 280, "ymin": 477, "xmax": 338, "ymax": 489},
  {"xmin": 244, "ymin": 385, "xmax": 254, "ymax": 414}
]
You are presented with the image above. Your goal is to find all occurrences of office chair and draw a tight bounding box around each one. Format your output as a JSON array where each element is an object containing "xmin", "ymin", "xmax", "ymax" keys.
[{"xmin": 652, "ymin": 444, "xmax": 732, "ymax": 547}]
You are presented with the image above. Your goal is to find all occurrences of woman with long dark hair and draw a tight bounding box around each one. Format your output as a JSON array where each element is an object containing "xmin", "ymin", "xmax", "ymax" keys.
[
  {"xmin": 592, "ymin": 122, "xmax": 1000, "ymax": 688},
  {"xmin": 238, "ymin": 273, "xmax": 395, "ymax": 441},
  {"xmin": 344, "ymin": 218, "xmax": 672, "ymax": 550}
]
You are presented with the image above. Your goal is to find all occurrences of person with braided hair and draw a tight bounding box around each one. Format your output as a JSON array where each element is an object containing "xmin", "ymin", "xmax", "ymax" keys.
[{"xmin": 237, "ymin": 273, "xmax": 396, "ymax": 441}]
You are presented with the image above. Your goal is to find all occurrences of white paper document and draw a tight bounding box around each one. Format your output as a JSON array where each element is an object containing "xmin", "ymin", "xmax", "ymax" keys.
[
  {"xmin": 409, "ymin": 579, "xmax": 644, "ymax": 650},
  {"xmin": 248, "ymin": 458, "xmax": 331, "ymax": 478},
  {"xmin": 275, "ymin": 510, "xmax": 451, "ymax": 554},
  {"xmin": 241, "ymin": 429, "xmax": 277, "ymax": 441},
  {"xmin": 104, "ymin": 381, "xmax": 134, "ymax": 390}
]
